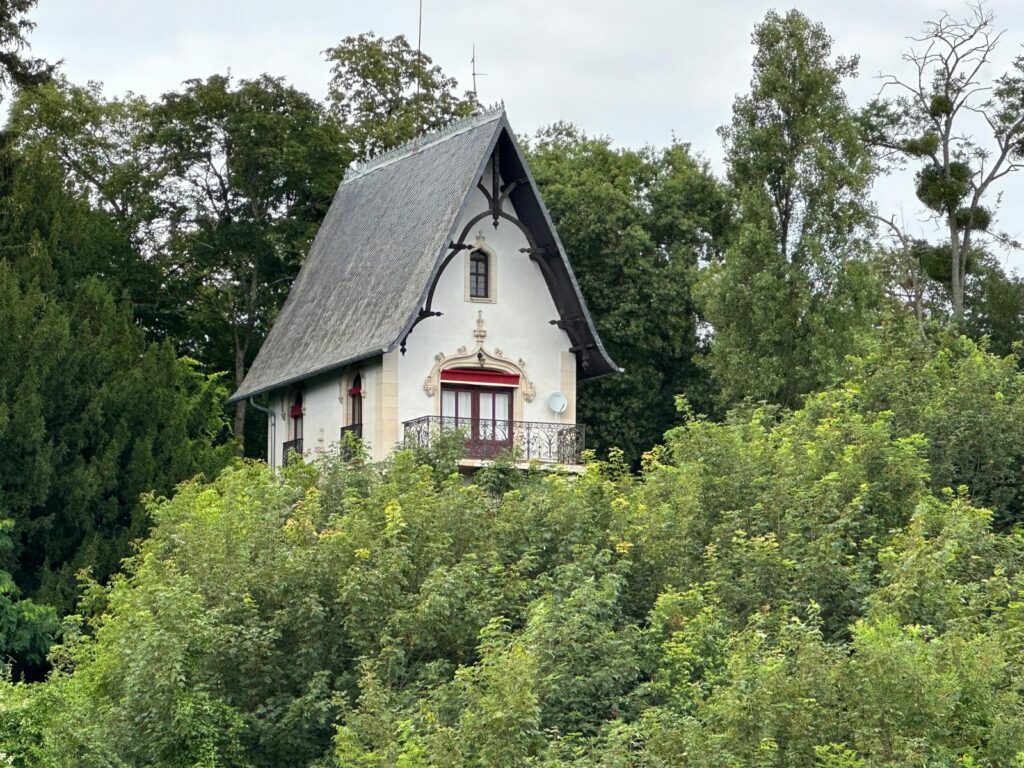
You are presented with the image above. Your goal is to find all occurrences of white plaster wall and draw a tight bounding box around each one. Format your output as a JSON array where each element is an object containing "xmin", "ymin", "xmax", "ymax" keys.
[
  {"xmin": 397, "ymin": 161, "xmax": 575, "ymax": 428},
  {"xmin": 266, "ymin": 354, "xmax": 384, "ymax": 467}
]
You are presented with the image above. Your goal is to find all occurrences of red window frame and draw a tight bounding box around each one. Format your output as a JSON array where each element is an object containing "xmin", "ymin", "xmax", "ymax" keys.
[
  {"xmin": 290, "ymin": 392, "xmax": 303, "ymax": 440},
  {"xmin": 348, "ymin": 374, "xmax": 362, "ymax": 426},
  {"xmin": 440, "ymin": 383, "xmax": 513, "ymax": 453}
]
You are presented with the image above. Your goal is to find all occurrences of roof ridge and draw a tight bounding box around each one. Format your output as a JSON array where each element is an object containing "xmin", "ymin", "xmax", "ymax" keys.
[{"xmin": 343, "ymin": 101, "xmax": 505, "ymax": 182}]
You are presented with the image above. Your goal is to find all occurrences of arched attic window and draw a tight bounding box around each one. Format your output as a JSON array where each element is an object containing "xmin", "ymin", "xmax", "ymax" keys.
[{"xmin": 469, "ymin": 249, "xmax": 489, "ymax": 299}]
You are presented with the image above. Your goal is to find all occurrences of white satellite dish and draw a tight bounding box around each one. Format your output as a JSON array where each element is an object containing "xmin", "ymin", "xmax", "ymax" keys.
[{"xmin": 547, "ymin": 392, "xmax": 568, "ymax": 414}]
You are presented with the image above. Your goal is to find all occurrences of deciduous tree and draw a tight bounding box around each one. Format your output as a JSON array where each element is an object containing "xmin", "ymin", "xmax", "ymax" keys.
[
  {"xmin": 697, "ymin": 9, "xmax": 878, "ymax": 407},
  {"xmin": 324, "ymin": 32, "xmax": 476, "ymax": 160},
  {"xmin": 148, "ymin": 74, "xmax": 348, "ymax": 450},
  {"xmin": 529, "ymin": 125, "xmax": 731, "ymax": 462},
  {"xmin": 869, "ymin": 5, "xmax": 1024, "ymax": 322}
]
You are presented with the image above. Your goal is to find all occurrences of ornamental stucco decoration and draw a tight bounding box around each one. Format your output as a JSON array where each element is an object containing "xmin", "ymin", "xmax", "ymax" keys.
[{"xmin": 422, "ymin": 313, "xmax": 535, "ymax": 401}]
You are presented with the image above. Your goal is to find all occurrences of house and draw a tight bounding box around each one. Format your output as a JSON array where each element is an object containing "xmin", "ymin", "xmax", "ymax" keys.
[{"xmin": 228, "ymin": 105, "xmax": 618, "ymax": 469}]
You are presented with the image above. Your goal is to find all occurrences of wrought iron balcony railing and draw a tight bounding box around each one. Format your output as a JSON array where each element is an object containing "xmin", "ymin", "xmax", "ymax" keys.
[
  {"xmin": 402, "ymin": 415, "xmax": 585, "ymax": 464},
  {"xmin": 339, "ymin": 424, "xmax": 363, "ymax": 460},
  {"xmin": 282, "ymin": 438, "xmax": 303, "ymax": 466},
  {"xmin": 339, "ymin": 423, "xmax": 363, "ymax": 440}
]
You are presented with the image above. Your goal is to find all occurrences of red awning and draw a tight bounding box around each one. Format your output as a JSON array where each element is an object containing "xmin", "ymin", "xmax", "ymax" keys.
[{"xmin": 440, "ymin": 368, "xmax": 520, "ymax": 386}]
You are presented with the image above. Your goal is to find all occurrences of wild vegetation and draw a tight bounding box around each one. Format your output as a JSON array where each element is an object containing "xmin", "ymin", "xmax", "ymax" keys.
[
  {"xmin": 2, "ymin": 1, "xmax": 1024, "ymax": 765},
  {"xmin": 6, "ymin": 331, "xmax": 1024, "ymax": 765}
]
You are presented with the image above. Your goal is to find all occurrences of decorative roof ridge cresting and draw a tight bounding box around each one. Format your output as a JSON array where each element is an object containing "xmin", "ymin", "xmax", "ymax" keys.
[{"xmin": 343, "ymin": 101, "xmax": 506, "ymax": 183}]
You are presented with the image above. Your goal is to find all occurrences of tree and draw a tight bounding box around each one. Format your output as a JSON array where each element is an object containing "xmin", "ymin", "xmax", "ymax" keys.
[
  {"xmin": 529, "ymin": 124, "xmax": 731, "ymax": 462},
  {"xmin": 0, "ymin": 513, "xmax": 58, "ymax": 677},
  {"xmin": 324, "ymin": 32, "xmax": 477, "ymax": 160},
  {"xmin": 6, "ymin": 79, "xmax": 173, "ymax": 336},
  {"xmin": 0, "ymin": 0, "xmax": 50, "ymax": 103},
  {"xmin": 870, "ymin": 5, "xmax": 1024, "ymax": 322},
  {"xmin": 5, "ymin": 365, "xmax": 1024, "ymax": 765},
  {"xmin": 0, "ymin": 139, "xmax": 234, "ymax": 616},
  {"xmin": 964, "ymin": 258, "xmax": 1024, "ymax": 355},
  {"xmin": 11, "ymin": 49, "xmax": 475, "ymax": 457},
  {"xmin": 148, "ymin": 74, "xmax": 348, "ymax": 452},
  {"xmin": 697, "ymin": 9, "xmax": 878, "ymax": 407},
  {"xmin": 849, "ymin": 328, "xmax": 1024, "ymax": 529}
]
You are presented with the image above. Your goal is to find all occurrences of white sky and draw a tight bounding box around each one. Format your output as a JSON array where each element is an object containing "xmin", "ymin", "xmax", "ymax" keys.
[{"xmin": 25, "ymin": 0, "xmax": 1024, "ymax": 271}]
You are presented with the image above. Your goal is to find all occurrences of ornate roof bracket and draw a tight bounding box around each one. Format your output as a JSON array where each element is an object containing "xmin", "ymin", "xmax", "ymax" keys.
[
  {"xmin": 519, "ymin": 245, "xmax": 557, "ymax": 258},
  {"xmin": 550, "ymin": 315, "xmax": 585, "ymax": 330},
  {"xmin": 398, "ymin": 144, "xmax": 595, "ymax": 373},
  {"xmin": 400, "ymin": 308, "xmax": 444, "ymax": 354},
  {"xmin": 476, "ymin": 181, "xmax": 492, "ymax": 207},
  {"xmin": 490, "ymin": 144, "xmax": 501, "ymax": 228},
  {"xmin": 499, "ymin": 177, "xmax": 528, "ymax": 208}
]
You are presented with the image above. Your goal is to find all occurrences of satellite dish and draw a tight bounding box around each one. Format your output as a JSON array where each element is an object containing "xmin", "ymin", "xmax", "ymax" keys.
[{"xmin": 547, "ymin": 392, "xmax": 568, "ymax": 414}]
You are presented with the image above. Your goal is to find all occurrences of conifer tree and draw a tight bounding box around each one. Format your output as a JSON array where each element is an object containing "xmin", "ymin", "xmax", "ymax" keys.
[{"xmin": 0, "ymin": 142, "xmax": 234, "ymax": 614}]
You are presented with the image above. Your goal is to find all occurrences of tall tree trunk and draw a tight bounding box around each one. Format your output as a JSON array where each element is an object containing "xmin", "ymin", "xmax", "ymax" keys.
[
  {"xmin": 911, "ymin": 263, "xmax": 925, "ymax": 339},
  {"xmin": 233, "ymin": 400, "xmax": 246, "ymax": 457},
  {"xmin": 233, "ymin": 330, "xmax": 247, "ymax": 456},
  {"xmin": 949, "ymin": 218, "xmax": 965, "ymax": 322}
]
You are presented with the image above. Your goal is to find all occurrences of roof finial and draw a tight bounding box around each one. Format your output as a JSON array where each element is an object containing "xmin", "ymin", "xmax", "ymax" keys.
[{"xmin": 414, "ymin": 0, "xmax": 424, "ymax": 148}]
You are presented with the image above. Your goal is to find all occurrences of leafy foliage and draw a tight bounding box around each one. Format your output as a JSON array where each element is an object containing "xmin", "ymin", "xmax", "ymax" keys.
[
  {"xmin": 848, "ymin": 329, "xmax": 1024, "ymax": 529},
  {"xmin": 146, "ymin": 74, "xmax": 349, "ymax": 451},
  {"xmin": 0, "ymin": 517, "xmax": 56, "ymax": 671},
  {"xmin": 697, "ymin": 9, "xmax": 878, "ymax": 407},
  {"xmin": 324, "ymin": 32, "xmax": 477, "ymax": 160},
  {"xmin": 868, "ymin": 5, "xmax": 1024, "ymax": 320},
  {"xmin": 3, "ymin": 7, "xmax": 1024, "ymax": 766},
  {"xmin": 5, "ymin": 345, "xmax": 1024, "ymax": 765},
  {"xmin": 529, "ymin": 125, "xmax": 731, "ymax": 461},
  {"xmin": 0, "ymin": 0, "xmax": 50, "ymax": 101},
  {"xmin": 0, "ymin": 135, "xmax": 234, "ymax": 620}
]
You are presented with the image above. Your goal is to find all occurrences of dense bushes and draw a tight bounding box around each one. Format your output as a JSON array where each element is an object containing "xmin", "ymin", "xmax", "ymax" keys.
[{"xmin": 4, "ymin": 345, "xmax": 1023, "ymax": 765}]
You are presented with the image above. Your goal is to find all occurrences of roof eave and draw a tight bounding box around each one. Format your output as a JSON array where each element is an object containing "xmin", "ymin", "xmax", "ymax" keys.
[
  {"xmin": 497, "ymin": 120, "xmax": 620, "ymax": 378},
  {"xmin": 226, "ymin": 348, "xmax": 387, "ymax": 404}
]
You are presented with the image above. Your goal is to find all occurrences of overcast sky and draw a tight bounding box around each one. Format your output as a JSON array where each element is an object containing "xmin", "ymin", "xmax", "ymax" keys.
[{"xmin": 25, "ymin": 0, "xmax": 1024, "ymax": 271}]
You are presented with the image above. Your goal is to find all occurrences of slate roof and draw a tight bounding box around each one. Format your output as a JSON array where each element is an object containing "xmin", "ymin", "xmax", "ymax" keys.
[{"xmin": 229, "ymin": 105, "xmax": 617, "ymax": 403}]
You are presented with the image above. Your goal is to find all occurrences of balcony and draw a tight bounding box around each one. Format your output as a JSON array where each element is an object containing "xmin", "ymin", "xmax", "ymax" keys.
[
  {"xmin": 339, "ymin": 424, "xmax": 363, "ymax": 460},
  {"xmin": 339, "ymin": 423, "xmax": 363, "ymax": 440},
  {"xmin": 402, "ymin": 416, "xmax": 585, "ymax": 465},
  {"xmin": 282, "ymin": 438, "xmax": 303, "ymax": 466}
]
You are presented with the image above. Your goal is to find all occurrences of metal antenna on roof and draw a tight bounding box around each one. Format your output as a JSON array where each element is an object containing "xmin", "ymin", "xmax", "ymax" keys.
[
  {"xmin": 470, "ymin": 43, "xmax": 487, "ymax": 105},
  {"xmin": 415, "ymin": 0, "xmax": 424, "ymax": 141}
]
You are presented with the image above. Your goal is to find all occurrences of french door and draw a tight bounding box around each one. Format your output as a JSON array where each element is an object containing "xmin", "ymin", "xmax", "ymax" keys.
[{"xmin": 440, "ymin": 385, "xmax": 513, "ymax": 458}]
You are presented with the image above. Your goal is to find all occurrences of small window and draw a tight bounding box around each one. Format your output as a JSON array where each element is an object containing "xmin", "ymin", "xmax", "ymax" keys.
[
  {"xmin": 469, "ymin": 250, "xmax": 489, "ymax": 299},
  {"xmin": 290, "ymin": 392, "xmax": 303, "ymax": 440},
  {"xmin": 349, "ymin": 374, "xmax": 362, "ymax": 427}
]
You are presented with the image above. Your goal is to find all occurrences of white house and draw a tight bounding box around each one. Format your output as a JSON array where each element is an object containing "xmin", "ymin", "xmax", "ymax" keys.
[{"xmin": 228, "ymin": 105, "xmax": 618, "ymax": 469}]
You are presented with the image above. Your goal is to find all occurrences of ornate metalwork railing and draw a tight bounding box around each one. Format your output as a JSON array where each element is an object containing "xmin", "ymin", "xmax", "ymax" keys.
[
  {"xmin": 402, "ymin": 416, "xmax": 585, "ymax": 464},
  {"xmin": 282, "ymin": 438, "xmax": 303, "ymax": 466},
  {"xmin": 339, "ymin": 424, "xmax": 363, "ymax": 461},
  {"xmin": 340, "ymin": 423, "xmax": 363, "ymax": 440}
]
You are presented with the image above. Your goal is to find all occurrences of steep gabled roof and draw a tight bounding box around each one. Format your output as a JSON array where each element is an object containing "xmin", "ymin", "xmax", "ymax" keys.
[{"xmin": 229, "ymin": 105, "xmax": 617, "ymax": 404}]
